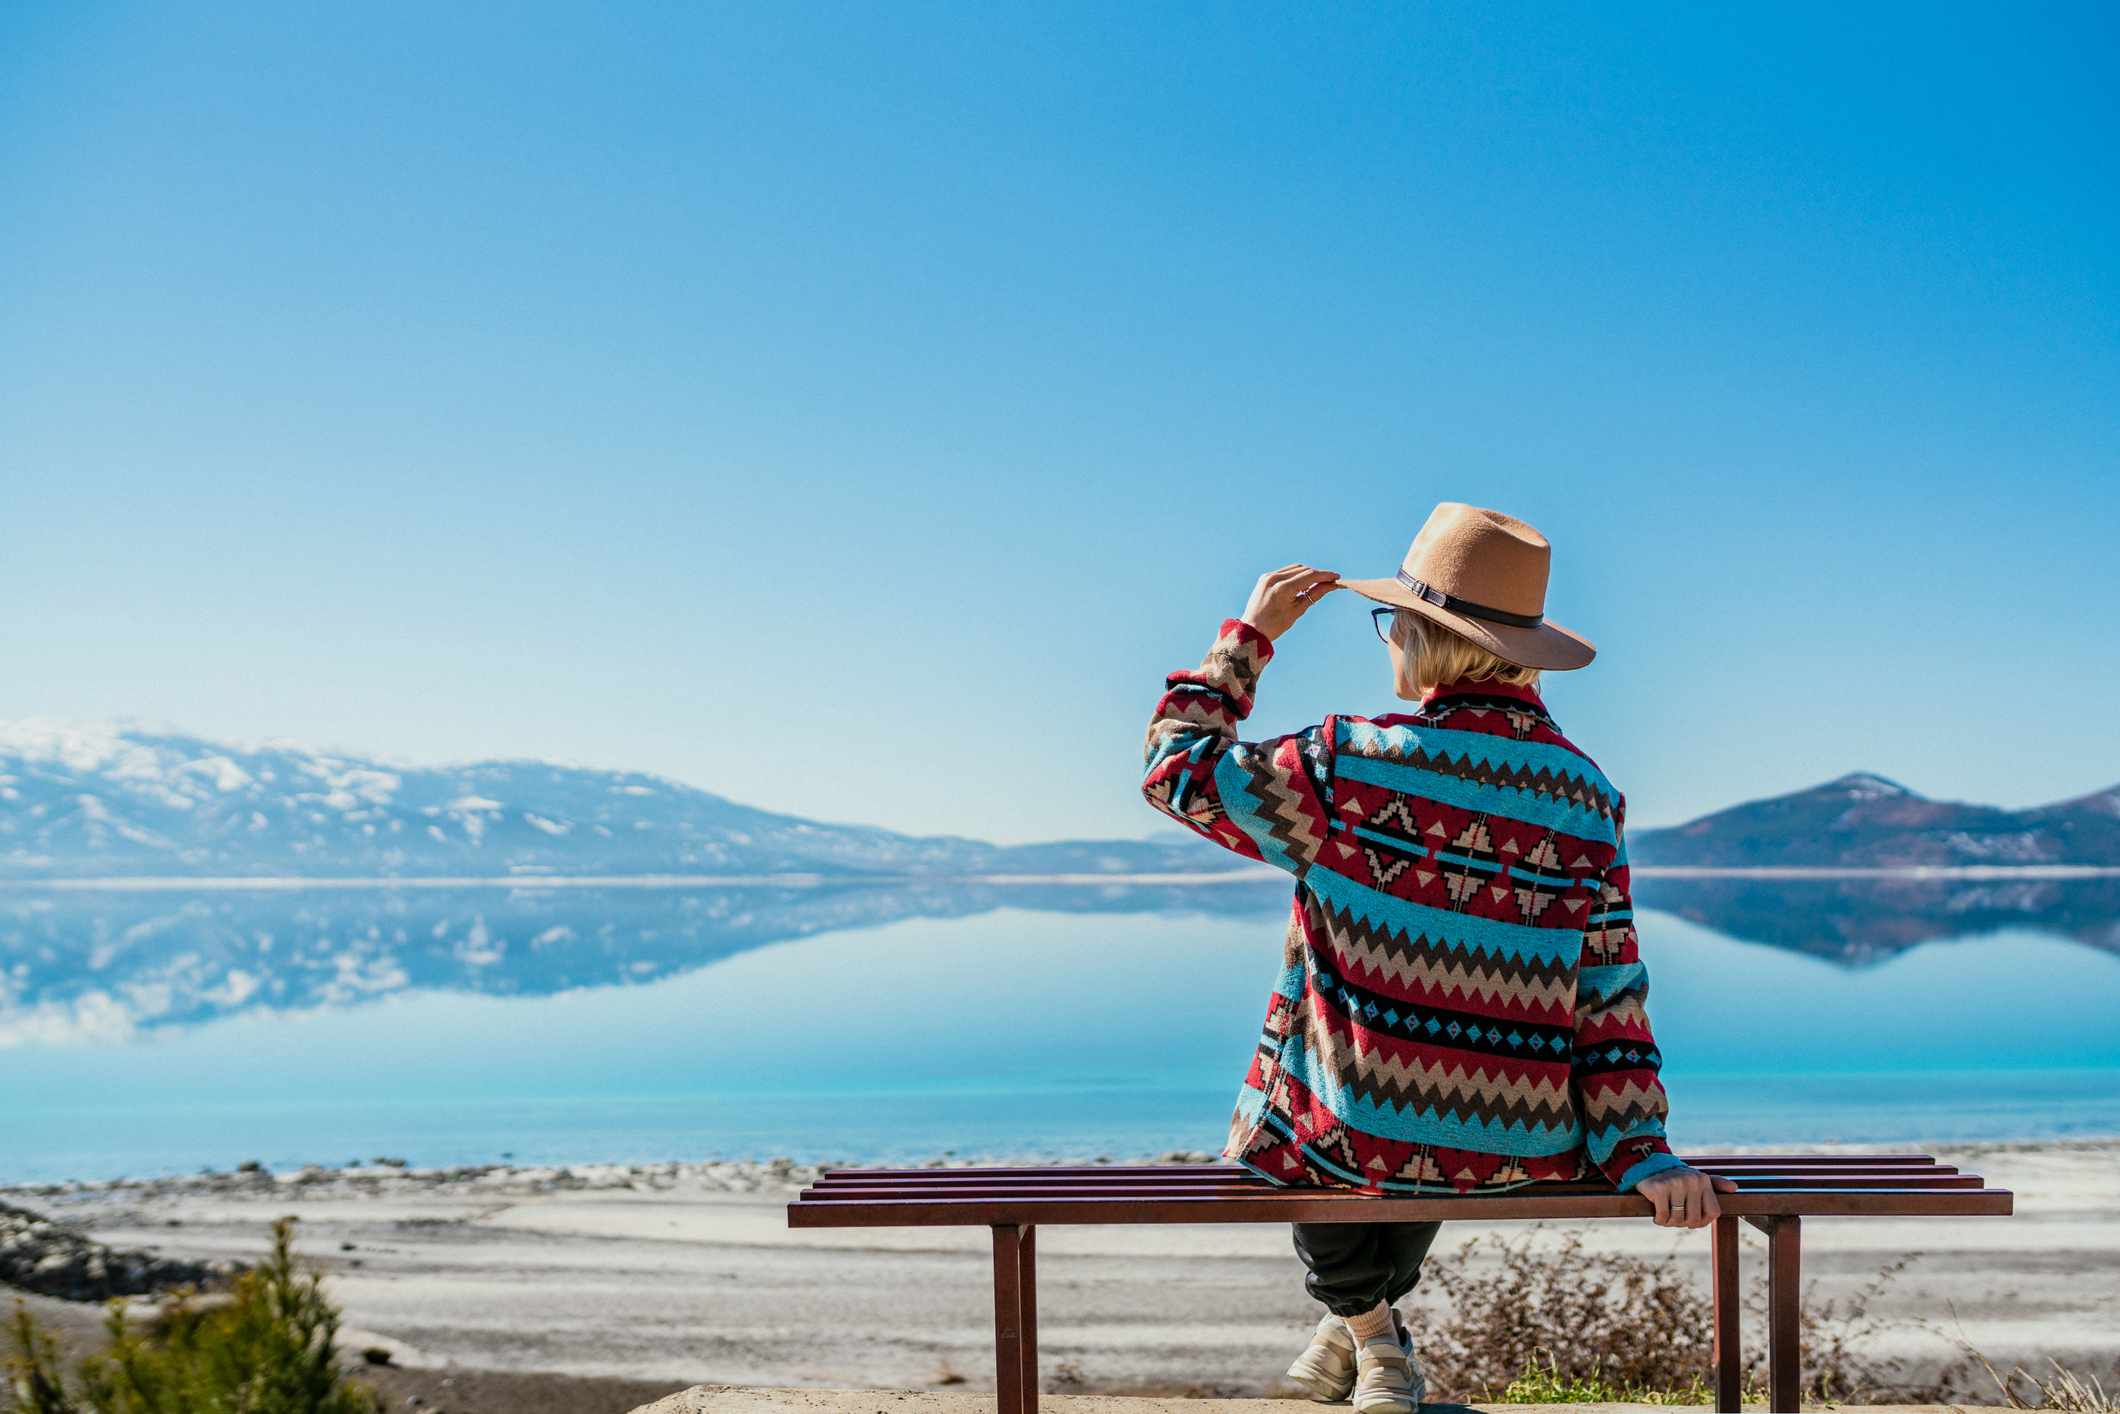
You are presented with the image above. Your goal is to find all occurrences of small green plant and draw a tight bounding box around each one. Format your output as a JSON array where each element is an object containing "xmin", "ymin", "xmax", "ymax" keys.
[
  {"xmin": 1497, "ymin": 1350, "xmax": 1761, "ymax": 1405},
  {"xmin": 4, "ymin": 1307, "xmax": 72, "ymax": 1414},
  {"xmin": 4, "ymin": 1218, "xmax": 379, "ymax": 1414}
]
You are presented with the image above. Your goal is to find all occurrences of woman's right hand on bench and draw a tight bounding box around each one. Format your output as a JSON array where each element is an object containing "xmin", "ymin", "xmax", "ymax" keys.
[{"xmin": 1636, "ymin": 1165, "xmax": 1740, "ymax": 1228}]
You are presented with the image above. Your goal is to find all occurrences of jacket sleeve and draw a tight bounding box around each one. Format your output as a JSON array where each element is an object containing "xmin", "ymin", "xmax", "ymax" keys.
[
  {"xmin": 1571, "ymin": 793, "xmax": 1683, "ymax": 1191},
  {"xmin": 1141, "ymin": 617, "xmax": 1333, "ymax": 878}
]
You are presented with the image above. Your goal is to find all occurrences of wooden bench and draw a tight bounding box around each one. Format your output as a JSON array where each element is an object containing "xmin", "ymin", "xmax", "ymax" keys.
[{"xmin": 788, "ymin": 1153, "xmax": 2011, "ymax": 1414}]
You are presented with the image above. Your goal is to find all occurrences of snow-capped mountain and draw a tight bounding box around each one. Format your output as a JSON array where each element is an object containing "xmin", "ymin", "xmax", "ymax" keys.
[
  {"xmin": 0, "ymin": 722, "xmax": 1220, "ymax": 880},
  {"xmin": 3, "ymin": 725, "xmax": 2111, "ymax": 880},
  {"xmin": 1630, "ymin": 771, "xmax": 2120, "ymax": 868}
]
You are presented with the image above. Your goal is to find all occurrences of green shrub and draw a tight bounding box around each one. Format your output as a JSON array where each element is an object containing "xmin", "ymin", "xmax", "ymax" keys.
[
  {"xmin": 3, "ymin": 1307, "xmax": 71, "ymax": 1414},
  {"xmin": 5, "ymin": 1218, "xmax": 379, "ymax": 1414},
  {"xmin": 1497, "ymin": 1350, "xmax": 1748, "ymax": 1405}
]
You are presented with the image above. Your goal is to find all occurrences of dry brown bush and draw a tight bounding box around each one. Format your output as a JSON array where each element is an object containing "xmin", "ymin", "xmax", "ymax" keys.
[{"xmin": 1398, "ymin": 1222, "xmax": 1960, "ymax": 1405}]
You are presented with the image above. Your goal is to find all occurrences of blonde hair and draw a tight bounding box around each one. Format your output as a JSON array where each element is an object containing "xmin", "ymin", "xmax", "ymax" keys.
[{"xmin": 1391, "ymin": 609, "xmax": 1541, "ymax": 695}]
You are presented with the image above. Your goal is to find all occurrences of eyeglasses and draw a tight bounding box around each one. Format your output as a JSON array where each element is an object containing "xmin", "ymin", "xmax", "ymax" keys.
[{"xmin": 1370, "ymin": 606, "xmax": 1398, "ymax": 645}]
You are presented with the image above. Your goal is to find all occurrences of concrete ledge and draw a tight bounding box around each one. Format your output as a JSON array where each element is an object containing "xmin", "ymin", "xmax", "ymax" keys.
[{"xmin": 628, "ymin": 1386, "xmax": 2015, "ymax": 1414}]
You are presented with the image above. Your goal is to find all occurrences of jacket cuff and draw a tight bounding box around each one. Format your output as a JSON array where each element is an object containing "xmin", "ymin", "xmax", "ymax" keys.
[
  {"xmin": 1219, "ymin": 617, "xmax": 1275, "ymax": 660},
  {"xmin": 1608, "ymin": 1139, "xmax": 1682, "ymax": 1192},
  {"xmin": 1181, "ymin": 618, "xmax": 1273, "ymax": 714}
]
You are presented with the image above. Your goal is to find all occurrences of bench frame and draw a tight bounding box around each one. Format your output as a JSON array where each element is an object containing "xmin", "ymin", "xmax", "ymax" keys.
[{"xmin": 789, "ymin": 1154, "xmax": 2011, "ymax": 1414}]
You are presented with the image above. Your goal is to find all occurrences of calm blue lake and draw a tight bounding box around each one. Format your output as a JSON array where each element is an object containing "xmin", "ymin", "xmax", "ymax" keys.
[{"xmin": 3, "ymin": 878, "xmax": 2117, "ymax": 1184}]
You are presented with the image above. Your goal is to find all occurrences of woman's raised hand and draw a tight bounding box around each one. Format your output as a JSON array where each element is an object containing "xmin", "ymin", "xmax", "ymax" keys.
[{"xmin": 1240, "ymin": 564, "xmax": 1341, "ymax": 642}]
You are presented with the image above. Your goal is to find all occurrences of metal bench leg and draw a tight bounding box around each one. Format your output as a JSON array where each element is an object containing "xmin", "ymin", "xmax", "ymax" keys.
[
  {"xmin": 1711, "ymin": 1215, "xmax": 1741, "ymax": 1413},
  {"xmin": 1020, "ymin": 1225, "xmax": 1039, "ymax": 1414},
  {"xmin": 1767, "ymin": 1215, "xmax": 1802, "ymax": 1412},
  {"xmin": 991, "ymin": 1224, "xmax": 1038, "ymax": 1414}
]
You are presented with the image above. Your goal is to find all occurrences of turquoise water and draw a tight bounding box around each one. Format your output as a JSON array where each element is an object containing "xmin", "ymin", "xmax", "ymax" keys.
[{"xmin": 3, "ymin": 884, "xmax": 2117, "ymax": 1183}]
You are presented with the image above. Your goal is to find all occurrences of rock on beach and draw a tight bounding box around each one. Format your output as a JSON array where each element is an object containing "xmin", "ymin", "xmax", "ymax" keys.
[{"xmin": 0, "ymin": 1200, "xmax": 239, "ymax": 1302}]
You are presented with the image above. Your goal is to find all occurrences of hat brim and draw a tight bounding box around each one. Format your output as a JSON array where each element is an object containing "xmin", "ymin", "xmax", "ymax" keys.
[{"xmin": 1339, "ymin": 577, "xmax": 1597, "ymax": 672}]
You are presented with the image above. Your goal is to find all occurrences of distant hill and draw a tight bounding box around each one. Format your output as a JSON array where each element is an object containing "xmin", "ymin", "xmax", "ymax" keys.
[
  {"xmin": 4, "ymin": 725, "xmax": 2112, "ymax": 880},
  {"xmin": 0, "ymin": 723, "xmax": 1222, "ymax": 881},
  {"xmin": 1630, "ymin": 771, "xmax": 2120, "ymax": 869}
]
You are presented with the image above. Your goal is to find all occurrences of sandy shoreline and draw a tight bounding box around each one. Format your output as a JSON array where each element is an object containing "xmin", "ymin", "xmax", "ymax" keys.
[{"xmin": 6, "ymin": 1140, "xmax": 2115, "ymax": 1409}]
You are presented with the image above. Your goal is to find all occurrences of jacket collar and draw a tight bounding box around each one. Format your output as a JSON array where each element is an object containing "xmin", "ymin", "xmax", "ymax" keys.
[
  {"xmin": 1368, "ymin": 676, "xmax": 1555, "ymax": 731},
  {"xmin": 1419, "ymin": 675, "xmax": 1551, "ymax": 714}
]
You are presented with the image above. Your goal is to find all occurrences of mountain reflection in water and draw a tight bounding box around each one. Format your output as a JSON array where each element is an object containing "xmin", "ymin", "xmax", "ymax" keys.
[
  {"xmin": 1630, "ymin": 872, "xmax": 2120, "ymax": 964},
  {"xmin": 2, "ymin": 874, "xmax": 2116, "ymax": 1040}
]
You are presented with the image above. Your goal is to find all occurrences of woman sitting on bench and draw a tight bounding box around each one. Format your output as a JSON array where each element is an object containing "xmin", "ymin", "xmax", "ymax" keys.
[{"xmin": 1141, "ymin": 502, "xmax": 1734, "ymax": 1413}]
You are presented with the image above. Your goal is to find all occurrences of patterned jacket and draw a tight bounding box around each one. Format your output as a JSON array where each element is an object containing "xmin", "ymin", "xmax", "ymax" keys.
[{"xmin": 1141, "ymin": 617, "xmax": 1681, "ymax": 1194}]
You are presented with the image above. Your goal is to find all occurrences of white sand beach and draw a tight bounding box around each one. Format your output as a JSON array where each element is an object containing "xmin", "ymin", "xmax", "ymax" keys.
[{"xmin": 7, "ymin": 1140, "xmax": 2115, "ymax": 1407}]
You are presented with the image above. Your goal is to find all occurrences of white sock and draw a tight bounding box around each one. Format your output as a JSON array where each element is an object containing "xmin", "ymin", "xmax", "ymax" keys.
[{"xmin": 1343, "ymin": 1301, "xmax": 1395, "ymax": 1343}]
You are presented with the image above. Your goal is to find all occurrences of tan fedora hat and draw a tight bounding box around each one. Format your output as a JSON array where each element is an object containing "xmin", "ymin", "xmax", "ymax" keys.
[{"xmin": 1339, "ymin": 503, "xmax": 1596, "ymax": 671}]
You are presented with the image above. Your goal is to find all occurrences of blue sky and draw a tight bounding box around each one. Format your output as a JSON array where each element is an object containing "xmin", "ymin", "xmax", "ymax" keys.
[{"xmin": 3, "ymin": 2, "xmax": 2114, "ymax": 843}]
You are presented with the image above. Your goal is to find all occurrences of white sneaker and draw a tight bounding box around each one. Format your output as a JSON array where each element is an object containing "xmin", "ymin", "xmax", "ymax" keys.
[
  {"xmin": 1285, "ymin": 1312, "xmax": 1417, "ymax": 1404},
  {"xmin": 1285, "ymin": 1313, "xmax": 1358, "ymax": 1402},
  {"xmin": 1351, "ymin": 1330, "xmax": 1426, "ymax": 1413}
]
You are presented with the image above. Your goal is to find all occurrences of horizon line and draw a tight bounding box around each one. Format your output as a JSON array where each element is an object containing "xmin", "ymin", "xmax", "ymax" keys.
[{"xmin": 3, "ymin": 864, "xmax": 2117, "ymax": 892}]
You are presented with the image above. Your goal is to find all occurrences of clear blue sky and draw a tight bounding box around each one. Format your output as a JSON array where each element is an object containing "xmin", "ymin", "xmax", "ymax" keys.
[{"xmin": 3, "ymin": 2, "xmax": 2115, "ymax": 843}]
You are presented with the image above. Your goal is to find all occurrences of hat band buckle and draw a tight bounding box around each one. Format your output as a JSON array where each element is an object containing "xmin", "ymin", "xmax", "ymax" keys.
[{"xmin": 1395, "ymin": 569, "xmax": 1545, "ymax": 630}]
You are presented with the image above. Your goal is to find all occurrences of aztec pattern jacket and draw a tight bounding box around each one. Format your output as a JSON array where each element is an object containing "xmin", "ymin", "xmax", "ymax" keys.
[{"xmin": 1142, "ymin": 617, "xmax": 1681, "ymax": 1195}]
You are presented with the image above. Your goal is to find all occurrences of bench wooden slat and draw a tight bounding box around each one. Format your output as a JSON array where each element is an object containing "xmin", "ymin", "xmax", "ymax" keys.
[
  {"xmin": 1662, "ymin": 1153, "xmax": 1940, "ymax": 1165},
  {"xmin": 801, "ymin": 1170, "xmax": 1958, "ymax": 1187},
  {"xmin": 801, "ymin": 1170, "xmax": 1958, "ymax": 1178},
  {"xmin": 814, "ymin": 1153, "xmax": 1941, "ymax": 1180},
  {"xmin": 801, "ymin": 1172, "xmax": 1980, "ymax": 1198}
]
